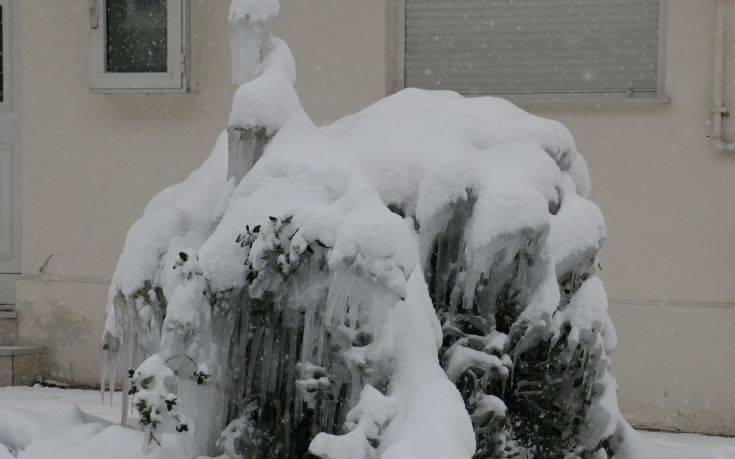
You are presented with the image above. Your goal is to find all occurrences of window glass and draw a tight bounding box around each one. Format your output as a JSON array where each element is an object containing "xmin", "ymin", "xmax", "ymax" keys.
[{"xmin": 106, "ymin": 0, "xmax": 167, "ymax": 73}]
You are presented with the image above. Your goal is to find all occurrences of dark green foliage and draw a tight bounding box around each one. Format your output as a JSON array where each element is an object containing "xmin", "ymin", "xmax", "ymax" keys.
[
  {"xmin": 221, "ymin": 293, "xmax": 352, "ymax": 458},
  {"xmin": 505, "ymin": 324, "xmax": 605, "ymax": 459},
  {"xmin": 193, "ymin": 368, "xmax": 210, "ymax": 385},
  {"xmin": 237, "ymin": 215, "xmax": 322, "ymax": 280},
  {"xmin": 425, "ymin": 194, "xmax": 614, "ymax": 458},
  {"xmin": 219, "ymin": 199, "xmax": 614, "ymax": 458},
  {"xmin": 387, "ymin": 203, "xmax": 406, "ymax": 218},
  {"xmin": 426, "ymin": 193, "xmax": 520, "ymax": 458},
  {"xmin": 141, "ymin": 375, "xmax": 154, "ymax": 389},
  {"xmin": 558, "ymin": 259, "xmax": 595, "ymax": 308}
]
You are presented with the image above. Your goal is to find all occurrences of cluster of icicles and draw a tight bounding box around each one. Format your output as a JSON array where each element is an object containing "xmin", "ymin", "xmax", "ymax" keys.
[
  {"xmin": 101, "ymin": 179, "xmax": 620, "ymax": 458},
  {"xmin": 102, "ymin": 217, "xmax": 404, "ymax": 457}
]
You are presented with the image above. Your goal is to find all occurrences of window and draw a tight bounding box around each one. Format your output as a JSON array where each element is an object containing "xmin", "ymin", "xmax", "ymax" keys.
[
  {"xmin": 394, "ymin": 0, "xmax": 666, "ymax": 100},
  {"xmin": 88, "ymin": 0, "xmax": 197, "ymax": 92},
  {"xmin": 0, "ymin": 2, "xmax": 4, "ymax": 103}
]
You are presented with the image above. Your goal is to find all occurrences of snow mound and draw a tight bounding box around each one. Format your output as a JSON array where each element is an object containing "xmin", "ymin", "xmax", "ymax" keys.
[
  {"xmin": 102, "ymin": 83, "xmax": 607, "ymax": 457},
  {"xmin": 4, "ymin": 387, "xmax": 735, "ymax": 459},
  {"xmin": 0, "ymin": 395, "xmax": 187, "ymax": 459},
  {"xmin": 98, "ymin": 1, "xmax": 675, "ymax": 458}
]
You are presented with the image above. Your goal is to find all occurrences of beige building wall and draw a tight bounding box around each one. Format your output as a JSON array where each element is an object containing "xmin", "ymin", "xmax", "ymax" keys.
[
  {"xmin": 526, "ymin": 1, "xmax": 735, "ymax": 436},
  {"xmin": 13, "ymin": 0, "xmax": 735, "ymax": 435}
]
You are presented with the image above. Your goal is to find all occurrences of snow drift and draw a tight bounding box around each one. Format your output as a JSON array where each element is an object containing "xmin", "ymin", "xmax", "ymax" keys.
[{"xmin": 100, "ymin": 1, "xmax": 650, "ymax": 458}]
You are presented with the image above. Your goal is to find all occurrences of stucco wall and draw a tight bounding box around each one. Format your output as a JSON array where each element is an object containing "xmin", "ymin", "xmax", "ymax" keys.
[
  {"xmin": 16, "ymin": 0, "xmax": 234, "ymax": 388},
  {"xmin": 14, "ymin": 0, "xmax": 734, "ymax": 434},
  {"xmin": 524, "ymin": 1, "xmax": 735, "ymax": 435}
]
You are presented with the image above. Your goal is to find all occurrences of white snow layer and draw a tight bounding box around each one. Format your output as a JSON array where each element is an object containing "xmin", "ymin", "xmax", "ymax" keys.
[
  {"xmin": 0, "ymin": 387, "xmax": 187, "ymax": 459},
  {"xmin": 3, "ymin": 387, "xmax": 735, "ymax": 459},
  {"xmin": 229, "ymin": 0, "xmax": 279, "ymax": 22},
  {"xmin": 93, "ymin": 3, "xmax": 710, "ymax": 458}
]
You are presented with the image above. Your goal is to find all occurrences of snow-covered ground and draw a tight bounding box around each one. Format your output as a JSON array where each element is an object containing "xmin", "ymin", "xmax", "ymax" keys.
[
  {"xmin": 0, "ymin": 386, "xmax": 186, "ymax": 459},
  {"xmin": 1, "ymin": 386, "xmax": 734, "ymax": 458},
  {"xmin": 0, "ymin": 386, "xmax": 132, "ymax": 425},
  {"xmin": 640, "ymin": 431, "xmax": 735, "ymax": 451}
]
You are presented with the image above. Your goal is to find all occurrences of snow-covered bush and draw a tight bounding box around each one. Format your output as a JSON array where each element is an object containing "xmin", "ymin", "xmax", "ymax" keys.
[{"xmin": 101, "ymin": 1, "xmax": 638, "ymax": 457}]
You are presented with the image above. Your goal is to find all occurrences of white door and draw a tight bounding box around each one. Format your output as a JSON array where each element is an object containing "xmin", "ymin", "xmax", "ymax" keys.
[{"xmin": 0, "ymin": 0, "xmax": 20, "ymax": 307}]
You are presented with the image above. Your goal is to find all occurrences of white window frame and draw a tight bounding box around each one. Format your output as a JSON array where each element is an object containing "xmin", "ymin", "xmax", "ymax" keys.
[
  {"xmin": 0, "ymin": 0, "xmax": 12, "ymax": 113},
  {"xmin": 0, "ymin": 0, "xmax": 22, "ymax": 306},
  {"xmin": 392, "ymin": 0, "xmax": 669, "ymax": 103},
  {"xmin": 88, "ymin": 0, "xmax": 197, "ymax": 93}
]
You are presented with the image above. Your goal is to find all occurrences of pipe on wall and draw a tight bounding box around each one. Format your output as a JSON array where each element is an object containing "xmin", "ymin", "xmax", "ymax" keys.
[{"xmin": 711, "ymin": 0, "xmax": 735, "ymax": 151}]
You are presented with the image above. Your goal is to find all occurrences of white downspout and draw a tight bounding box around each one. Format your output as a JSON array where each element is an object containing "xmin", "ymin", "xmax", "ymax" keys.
[{"xmin": 711, "ymin": 0, "xmax": 735, "ymax": 151}]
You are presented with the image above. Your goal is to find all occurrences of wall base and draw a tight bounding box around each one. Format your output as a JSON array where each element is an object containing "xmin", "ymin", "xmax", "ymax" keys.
[
  {"xmin": 610, "ymin": 300, "xmax": 735, "ymax": 436},
  {"xmin": 15, "ymin": 277, "xmax": 108, "ymax": 387}
]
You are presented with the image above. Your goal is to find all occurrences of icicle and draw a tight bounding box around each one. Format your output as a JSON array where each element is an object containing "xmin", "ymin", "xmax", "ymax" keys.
[
  {"xmin": 325, "ymin": 270, "xmax": 356, "ymax": 325},
  {"xmin": 109, "ymin": 362, "xmax": 116, "ymax": 408},
  {"xmin": 258, "ymin": 327, "xmax": 275, "ymax": 404},
  {"xmin": 245, "ymin": 327, "xmax": 264, "ymax": 391},
  {"xmin": 100, "ymin": 354, "xmax": 107, "ymax": 405},
  {"xmin": 285, "ymin": 308, "xmax": 300, "ymax": 416}
]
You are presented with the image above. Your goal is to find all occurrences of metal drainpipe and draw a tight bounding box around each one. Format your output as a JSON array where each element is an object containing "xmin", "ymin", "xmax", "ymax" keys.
[{"xmin": 711, "ymin": 0, "xmax": 735, "ymax": 151}]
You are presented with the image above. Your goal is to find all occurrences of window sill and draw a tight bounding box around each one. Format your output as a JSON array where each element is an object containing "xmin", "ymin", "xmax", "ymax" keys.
[
  {"xmin": 391, "ymin": 86, "xmax": 672, "ymax": 106},
  {"xmin": 89, "ymin": 87, "xmax": 191, "ymax": 94},
  {"xmin": 484, "ymin": 94, "xmax": 672, "ymax": 106}
]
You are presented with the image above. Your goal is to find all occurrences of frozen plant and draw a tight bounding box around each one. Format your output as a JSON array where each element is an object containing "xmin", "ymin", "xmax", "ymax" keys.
[
  {"xmin": 102, "ymin": 0, "xmax": 646, "ymax": 458},
  {"xmin": 128, "ymin": 354, "xmax": 191, "ymax": 450}
]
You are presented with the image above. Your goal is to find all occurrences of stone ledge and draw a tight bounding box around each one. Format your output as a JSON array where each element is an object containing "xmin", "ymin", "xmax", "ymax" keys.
[{"xmin": 0, "ymin": 346, "xmax": 44, "ymax": 357}]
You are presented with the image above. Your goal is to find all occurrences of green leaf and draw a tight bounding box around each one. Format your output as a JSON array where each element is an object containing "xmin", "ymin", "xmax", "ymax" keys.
[{"xmin": 141, "ymin": 375, "xmax": 154, "ymax": 389}]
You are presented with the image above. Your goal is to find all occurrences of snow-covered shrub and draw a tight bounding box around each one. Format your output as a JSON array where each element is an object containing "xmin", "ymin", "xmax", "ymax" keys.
[{"xmin": 101, "ymin": 1, "xmax": 638, "ymax": 457}]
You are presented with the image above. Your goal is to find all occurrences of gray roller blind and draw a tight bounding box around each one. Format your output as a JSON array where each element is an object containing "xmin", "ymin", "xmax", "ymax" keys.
[{"xmin": 403, "ymin": 0, "xmax": 662, "ymax": 96}]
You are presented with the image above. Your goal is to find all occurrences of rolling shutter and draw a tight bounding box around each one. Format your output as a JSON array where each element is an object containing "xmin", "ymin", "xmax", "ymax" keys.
[{"xmin": 403, "ymin": 0, "xmax": 662, "ymax": 96}]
